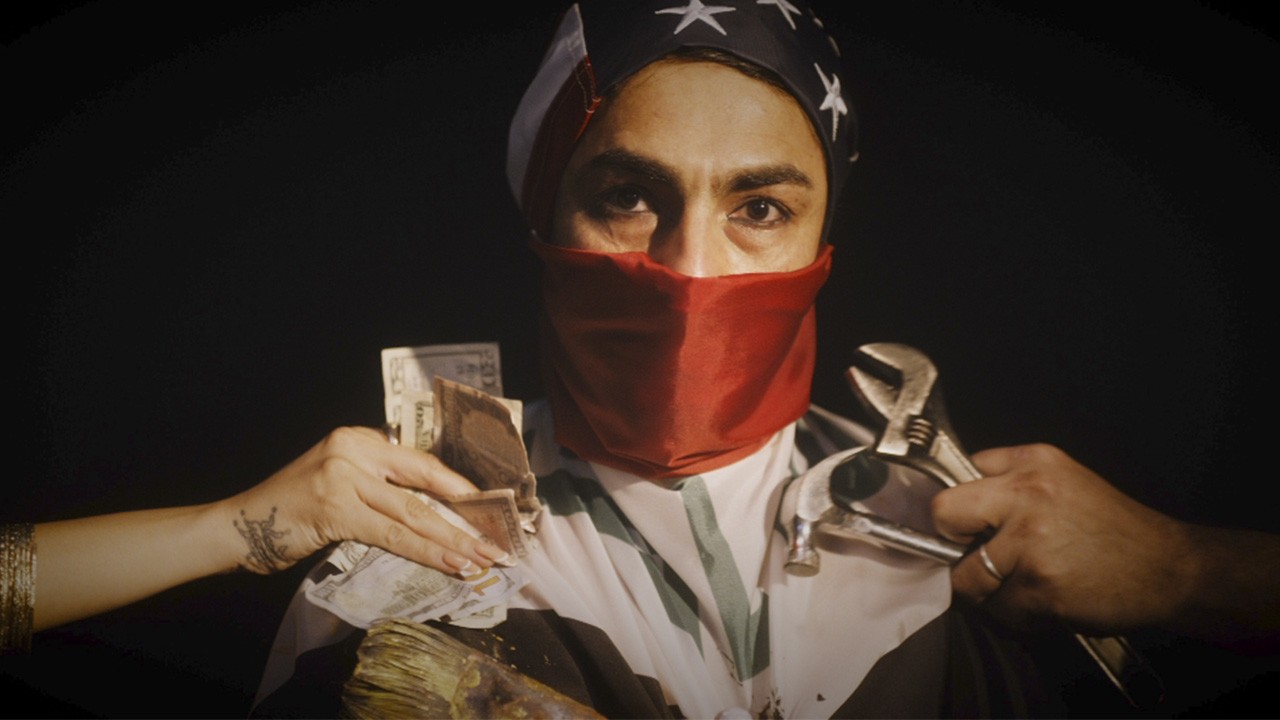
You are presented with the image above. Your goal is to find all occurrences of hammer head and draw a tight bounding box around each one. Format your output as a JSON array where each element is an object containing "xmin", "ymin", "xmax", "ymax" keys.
[{"xmin": 781, "ymin": 447, "xmax": 863, "ymax": 576}]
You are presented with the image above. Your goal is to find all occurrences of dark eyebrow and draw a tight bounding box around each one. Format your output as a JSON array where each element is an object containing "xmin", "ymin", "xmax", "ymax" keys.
[
  {"xmin": 583, "ymin": 148, "xmax": 815, "ymax": 193},
  {"xmin": 726, "ymin": 165, "xmax": 814, "ymax": 193},
  {"xmin": 585, "ymin": 148, "xmax": 679, "ymax": 187}
]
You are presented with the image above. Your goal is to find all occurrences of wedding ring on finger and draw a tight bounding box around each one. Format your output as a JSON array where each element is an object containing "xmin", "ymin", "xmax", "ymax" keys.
[
  {"xmin": 382, "ymin": 422, "xmax": 400, "ymax": 445},
  {"xmin": 978, "ymin": 544, "xmax": 1005, "ymax": 583}
]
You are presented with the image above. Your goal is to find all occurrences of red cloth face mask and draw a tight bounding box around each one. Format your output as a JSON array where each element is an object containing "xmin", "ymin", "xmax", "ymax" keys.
[{"xmin": 533, "ymin": 240, "xmax": 834, "ymax": 479}]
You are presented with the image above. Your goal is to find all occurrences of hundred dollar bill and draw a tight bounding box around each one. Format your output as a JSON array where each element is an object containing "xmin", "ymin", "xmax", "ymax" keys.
[
  {"xmin": 442, "ymin": 603, "xmax": 507, "ymax": 629},
  {"xmin": 398, "ymin": 390, "xmax": 437, "ymax": 452},
  {"xmin": 307, "ymin": 546, "xmax": 523, "ymax": 630},
  {"xmin": 380, "ymin": 343, "xmax": 502, "ymax": 426},
  {"xmin": 433, "ymin": 377, "xmax": 539, "ymax": 515},
  {"xmin": 305, "ymin": 492, "xmax": 524, "ymax": 629}
]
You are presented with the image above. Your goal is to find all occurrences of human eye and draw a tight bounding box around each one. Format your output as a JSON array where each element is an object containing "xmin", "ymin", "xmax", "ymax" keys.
[
  {"xmin": 595, "ymin": 185, "xmax": 654, "ymax": 217},
  {"xmin": 728, "ymin": 197, "xmax": 791, "ymax": 227}
]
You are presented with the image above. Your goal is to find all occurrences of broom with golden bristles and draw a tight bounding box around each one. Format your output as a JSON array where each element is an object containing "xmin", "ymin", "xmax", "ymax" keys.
[{"xmin": 341, "ymin": 617, "xmax": 604, "ymax": 719}]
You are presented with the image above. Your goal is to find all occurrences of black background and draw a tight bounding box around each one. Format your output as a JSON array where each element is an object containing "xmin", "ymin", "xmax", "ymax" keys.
[{"xmin": 4, "ymin": 1, "xmax": 1275, "ymax": 716}]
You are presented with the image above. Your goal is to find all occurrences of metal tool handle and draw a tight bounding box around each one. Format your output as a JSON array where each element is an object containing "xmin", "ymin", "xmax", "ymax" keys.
[
  {"xmin": 831, "ymin": 510, "xmax": 966, "ymax": 563},
  {"xmin": 928, "ymin": 431, "xmax": 981, "ymax": 486},
  {"xmin": 1076, "ymin": 634, "xmax": 1165, "ymax": 708}
]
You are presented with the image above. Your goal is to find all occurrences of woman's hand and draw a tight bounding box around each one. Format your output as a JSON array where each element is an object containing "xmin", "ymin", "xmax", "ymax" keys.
[
  {"xmin": 220, "ymin": 426, "xmax": 512, "ymax": 576},
  {"xmin": 31, "ymin": 426, "xmax": 512, "ymax": 633}
]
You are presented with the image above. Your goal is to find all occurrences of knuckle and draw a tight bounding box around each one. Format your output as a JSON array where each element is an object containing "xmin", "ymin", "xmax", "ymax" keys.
[
  {"xmin": 404, "ymin": 496, "xmax": 433, "ymax": 522},
  {"xmin": 1008, "ymin": 468, "xmax": 1055, "ymax": 501},
  {"xmin": 1003, "ymin": 496, "xmax": 1052, "ymax": 540},
  {"xmin": 317, "ymin": 455, "xmax": 357, "ymax": 486},
  {"xmin": 1021, "ymin": 515, "xmax": 1054, "ymax": 544},
  {"xmin": 1024, "ymin": 442, "xmax": 1066, "ymax": 465},
  {"xmin": 930, "ymin": 489, "xmax": 958, "ymax": 521},
  {"xmin": 448, "ymin": 527, "xmax": 474, "ymax": 549},
  {"xmin": 429, "ymin": 548, "xmax": 452, "ymax": 571},
  {"xmin": 322, "ymin": 426, "xmax": 364, "ymax": 454},
  {"xmin": 383, "ymin": 521, "xmax": 408, "ymax": 547}
]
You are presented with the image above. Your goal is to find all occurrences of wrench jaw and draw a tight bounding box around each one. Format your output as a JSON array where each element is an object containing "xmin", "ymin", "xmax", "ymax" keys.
[
  {"xmin": 846, "ymin": 345, "xmax": 978, "ymax": 487},
  {"xmin": 844, "ymin": 343, "xmax": 936, "ymax": 458}
]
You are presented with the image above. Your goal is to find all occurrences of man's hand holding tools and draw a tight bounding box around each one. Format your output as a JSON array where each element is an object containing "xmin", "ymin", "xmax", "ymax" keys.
[{"xmin": 785, "ymin": 342, "xmax": 1280, "ymax": 707}]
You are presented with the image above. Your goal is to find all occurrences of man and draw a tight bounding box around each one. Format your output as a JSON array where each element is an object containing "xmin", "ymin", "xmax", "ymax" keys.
[{"xmin": 253, "ymin": 2, "xmax": 1056, "ymax": 717}]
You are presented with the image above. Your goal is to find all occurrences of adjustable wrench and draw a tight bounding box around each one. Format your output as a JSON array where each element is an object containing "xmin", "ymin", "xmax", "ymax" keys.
[
  {"xmin": 846, "ymin": 343, "xmax": 979, "ymax": 488},
  {"xmin": 846, "ymin": 342, "xmax": 1163, "ymax": 708}
]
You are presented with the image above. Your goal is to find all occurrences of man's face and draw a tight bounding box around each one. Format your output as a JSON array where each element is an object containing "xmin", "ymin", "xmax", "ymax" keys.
[{"xmin": 550, "ymin": 59, "xmax": 827, "ymax": 277}]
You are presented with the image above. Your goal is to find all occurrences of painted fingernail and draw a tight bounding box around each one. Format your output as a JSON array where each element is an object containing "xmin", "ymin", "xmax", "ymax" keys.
[
  {"xmin": 444, "ymin": 552, "xmax": 474, "ymax": 574},
  {"xmin": 478, "ymin": 543, "xmax": 516, "ymax": 566}
]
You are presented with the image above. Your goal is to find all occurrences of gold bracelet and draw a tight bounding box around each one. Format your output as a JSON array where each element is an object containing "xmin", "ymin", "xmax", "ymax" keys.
[{"xmin": 1, "ymin": 523, "xmax": 35, "ymax": 654}]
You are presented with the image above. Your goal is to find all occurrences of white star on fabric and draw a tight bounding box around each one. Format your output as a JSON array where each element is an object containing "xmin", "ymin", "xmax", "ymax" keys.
[
  {"xmin": 757, "ymin": 0, "xmax": 801, "ymax": 30},
  {"xmin": 814, "ymin": 63, "xmax": 847, "ymax": 141},
  {"xmin": 655, "ymin": 0, "xmax": 736, "ymax": 36}
]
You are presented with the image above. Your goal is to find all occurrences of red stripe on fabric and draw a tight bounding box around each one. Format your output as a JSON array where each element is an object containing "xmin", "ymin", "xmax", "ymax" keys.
[{"xmin": 522, "ymin": 56, "xmax": 600, "ymax": 241}]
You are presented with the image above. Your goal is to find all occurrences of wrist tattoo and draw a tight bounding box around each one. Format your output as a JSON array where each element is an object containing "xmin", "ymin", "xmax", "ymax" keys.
[{"xmin": 235, "ymin": 506, "xmax": 291, "ymax": 573}]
